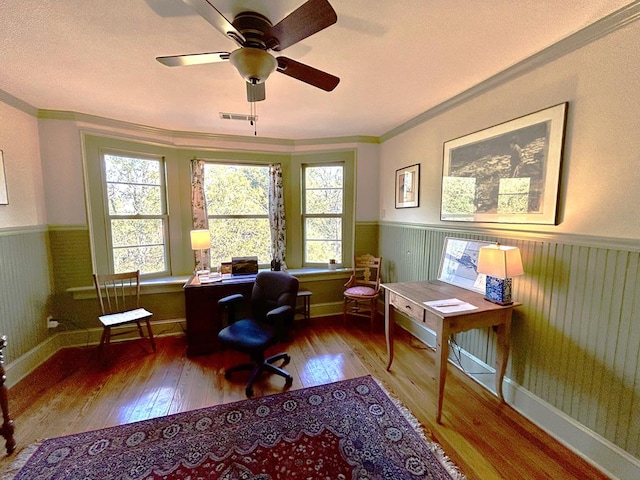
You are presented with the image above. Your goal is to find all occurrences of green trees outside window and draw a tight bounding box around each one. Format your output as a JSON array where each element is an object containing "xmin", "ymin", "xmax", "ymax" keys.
[
  {"xmin": 204, "ymin": 163, "xmax": 271, "ymax": 267},
  {"xmin": 303, "ymin": 165, "xmax": 344, "ymax": 264},
  {"xmin": 104, "ymin": 154, "xmax": 167, "ymax": 274}
]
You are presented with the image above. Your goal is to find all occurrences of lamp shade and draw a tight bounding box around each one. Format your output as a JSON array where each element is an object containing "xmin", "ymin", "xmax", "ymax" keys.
[
  {"xmin": 477, "ymin": 244, "xmax": 524, "ymax": 279},
  {"xmin": 190, "ymin": 229, "xmax": 210, "ymax": 250}
]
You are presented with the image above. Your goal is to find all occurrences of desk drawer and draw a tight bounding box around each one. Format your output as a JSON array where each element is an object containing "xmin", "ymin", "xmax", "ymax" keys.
[{"xmin": 389, "ymin": 292, "xmax": 423, "ymax": 322}]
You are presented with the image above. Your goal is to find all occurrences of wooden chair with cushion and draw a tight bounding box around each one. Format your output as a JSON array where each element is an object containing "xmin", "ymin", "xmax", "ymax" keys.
[
  {"xmin": 93, "ymin": 270, "xmax": 156, "ymax": 356},
  {"xmin": 218, "ymin": 271, "xmax": 299, "ymax": 397},
  {"xmin": 343, "ymin": 254, "xmax": 382, "ymax": 330}
]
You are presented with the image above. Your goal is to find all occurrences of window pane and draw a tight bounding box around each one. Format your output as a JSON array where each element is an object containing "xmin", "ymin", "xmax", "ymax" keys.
[
  {"xmin": 304, "ymin": 166, "xmax": 343, "ymax": 214},
  {"xmin": 306, "ymin": 240, "xmax": 342, "ymax": 264},
  {"xmin": 105, "ymin": 155, "xmax": 161, "ymax": 185},
  {"xmin": 113, "ymin": 245, "xmax": 165, "ymax": 275},
  {"xmin": 305, "ymin": 166, "xmax": 343, "ymax": 188},
  {"xmin": 209, "ymin": 218, "xmax": 271, "ymax": 267},
  {"xmin": 306, "ymin": 188, "xmax": 343, "ymax": 214},
  {"xmin": 111, "ymin": 219, "xmax": 164, "ymax": 247},
  {"xmin": 303, "ymin": 165, "xmax": 344, "ymax": 266},
  {"xmin": 107, "ymin": 184, "xmax": 162, "ymax": 215},
  {"xmin": 204, "ymin": 164, "xmax": 269, "ymax": 215},
  {"xmin": 305, "ymin": 217, "xmax": 342, "ymax": 263},
  {"xmin": 103, "ymin": 151, "xmax": 168, "ymax": 276}
]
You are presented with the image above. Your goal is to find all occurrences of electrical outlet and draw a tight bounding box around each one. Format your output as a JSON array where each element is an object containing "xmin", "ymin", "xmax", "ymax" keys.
[{"xmin": 47, "ymin": 316, "xmax": 59, "ymax": 329}]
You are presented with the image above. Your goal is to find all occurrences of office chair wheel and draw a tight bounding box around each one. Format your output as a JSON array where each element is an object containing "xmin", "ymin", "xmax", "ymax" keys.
[{"xmin": 246, "ymin": 386, "xmax": 254, "ymax": 397}]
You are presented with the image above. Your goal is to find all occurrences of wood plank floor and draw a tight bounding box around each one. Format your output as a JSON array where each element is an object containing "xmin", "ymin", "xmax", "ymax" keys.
[{"xmin": 1, "ymin": 320, "xmax": 611, "ymax": 479}]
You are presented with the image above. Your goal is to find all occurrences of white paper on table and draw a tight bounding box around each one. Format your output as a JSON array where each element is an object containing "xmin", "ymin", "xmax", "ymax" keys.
[
  {"xmin": 423, "ymin": 298, "xmax": 478, "ymax": 314},
  {"xmin": 198, "ymin": 274, "xmax": 223, "ymax": 284}
]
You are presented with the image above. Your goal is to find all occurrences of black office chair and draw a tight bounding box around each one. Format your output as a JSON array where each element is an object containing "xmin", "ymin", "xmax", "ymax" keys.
[{"xmin": 217, "ymin": 271, "xmax": 299, "ymax": 397}]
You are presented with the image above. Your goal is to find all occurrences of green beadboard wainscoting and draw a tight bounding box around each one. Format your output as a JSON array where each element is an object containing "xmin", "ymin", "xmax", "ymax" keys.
[
  {"xmin": 379, "ymin": 222, "xmax": 640, "ymax": 464},
  {"xmin": 26, "ymin": 222, "xmax": 381, "ymax": 355},
  {"xmin": 0, "ymin": 227, "xmax": 52, "ymax": 365}
]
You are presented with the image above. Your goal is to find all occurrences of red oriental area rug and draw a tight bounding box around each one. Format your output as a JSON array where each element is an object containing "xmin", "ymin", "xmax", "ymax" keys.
[{"xmin": 7, "ymin": 376, "xmax": 465, "ymax": 479}]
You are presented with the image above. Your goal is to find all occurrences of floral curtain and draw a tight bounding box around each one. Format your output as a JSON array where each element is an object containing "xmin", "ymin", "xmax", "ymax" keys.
[
  {"xmin": 269, "ymin": 163, "xmax": 287, "ymax": 271},
  {"xmin": 190, "ymin": 158, "xmax": 209, "ymax": 271}
]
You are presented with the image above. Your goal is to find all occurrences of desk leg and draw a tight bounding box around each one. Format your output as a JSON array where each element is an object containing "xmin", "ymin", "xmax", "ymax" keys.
[
  {"xmin": 435, "ymin": 321, "xmax": 451, "ymax": 424},
  {"xmin": 385, "ymin": 294, "xmax": 394, "ymax": 371},
  {"xmin": 494, "ymin": 312, "xmax": 512, "ymax": 402}
]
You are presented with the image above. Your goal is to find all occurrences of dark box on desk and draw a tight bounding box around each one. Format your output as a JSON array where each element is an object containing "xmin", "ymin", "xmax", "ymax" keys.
[{"xmin": 231, "ymin": 256, "xmax": 259, "ymax": 275}]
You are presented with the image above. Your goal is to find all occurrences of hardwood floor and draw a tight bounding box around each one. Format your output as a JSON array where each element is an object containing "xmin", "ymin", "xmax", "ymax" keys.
[{"xmin": 1, "ymin": 320, "xmax": 610, "ymax": 479}]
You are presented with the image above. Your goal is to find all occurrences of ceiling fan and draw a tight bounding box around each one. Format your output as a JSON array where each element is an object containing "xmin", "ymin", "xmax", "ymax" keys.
[{"xmin": 156, "ymin": 0, "xmax": 340, "ymax": 102}]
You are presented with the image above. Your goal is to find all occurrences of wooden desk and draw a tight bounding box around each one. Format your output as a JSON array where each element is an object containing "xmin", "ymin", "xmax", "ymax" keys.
[
  {"xmin": 183, "ymin": 275, "xmax": 255, "ymax": 356},
  {"xmin": 382, "ymin": 280, "xmax": 520, "ymax": 423}
]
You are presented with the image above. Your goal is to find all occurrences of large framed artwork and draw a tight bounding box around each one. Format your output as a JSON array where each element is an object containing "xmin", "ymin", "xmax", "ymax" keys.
[
  {"xmin": 0, "ymin": 150, "xmax": 7, "ymax": 205},
  {"xmin": 441, "ymin": 102, "xmax": 567, "ymax": 224},
  {"xmin": 437, "ymin": 237, "xmax": 495, "ymax": 293},
  {"xmin": 395, "ymin": 163, "xmax": 420, "ymax": 208}
]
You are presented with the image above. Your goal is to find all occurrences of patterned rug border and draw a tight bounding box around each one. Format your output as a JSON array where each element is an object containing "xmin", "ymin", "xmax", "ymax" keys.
[
  {"xmin": 370, "ymin": 377, "xmax": 466, "ymax": 480},
  {"xmin": 3, "ymin": 375, "xmax": 467, "ymax": 480}
]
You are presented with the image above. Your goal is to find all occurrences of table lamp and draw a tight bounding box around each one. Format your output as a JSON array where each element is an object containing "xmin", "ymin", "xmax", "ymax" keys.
[
  {"xmin": 477, "ymin": 244, "xmax": 524, "ymax": 305},
  {"xmin": 190, "ymin": 229, "xmax": 211, "ymax": 274}
]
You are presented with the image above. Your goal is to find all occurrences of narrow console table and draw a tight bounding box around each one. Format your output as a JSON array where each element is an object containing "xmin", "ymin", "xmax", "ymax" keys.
[
  {"xmin": 0, "ymin": 334, "xmax": 16, "ymax": 454},
  {"xmin": 382, "ymin": 280, "xmax": 520, "ymax": 423}
]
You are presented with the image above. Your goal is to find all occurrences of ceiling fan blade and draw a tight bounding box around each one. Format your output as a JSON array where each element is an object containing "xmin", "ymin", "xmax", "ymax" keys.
[
  {"xmin": 246, "ymin": 82, "xmax": 266, "ymax": 102},
  {"xmin": 156, "ymin": 51, "xmax": 230, "ymax": 67},
  {"xmin": 181, "ymin": 0, "xmax": 245, "ymax": 44},
  {"xmin": 276, "ymin": 57, "xmax": 339, "ymax": 91},
  {"xmin": 270, "ymin": 0, "xmax": 337, "ymax": 51}
]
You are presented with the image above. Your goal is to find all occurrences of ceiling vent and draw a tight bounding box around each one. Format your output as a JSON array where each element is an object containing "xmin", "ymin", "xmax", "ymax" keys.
[{"xmin": 219, "ymin": 112, "xmax": 257, "ymax": 122}]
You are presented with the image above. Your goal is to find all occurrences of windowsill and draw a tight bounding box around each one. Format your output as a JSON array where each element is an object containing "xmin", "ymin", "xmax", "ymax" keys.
[{"xmin": 67, "ymin": 268, "xmax": 351, "ymax": 300}]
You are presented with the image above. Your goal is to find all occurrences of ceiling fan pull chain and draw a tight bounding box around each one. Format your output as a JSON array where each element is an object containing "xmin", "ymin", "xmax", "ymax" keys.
[{"xmin": 251, "ymin": 100, "xmax": 257, "ymax": 136}]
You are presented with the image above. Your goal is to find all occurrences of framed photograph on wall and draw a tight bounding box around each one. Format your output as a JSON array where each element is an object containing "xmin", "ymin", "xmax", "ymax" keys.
[
  {"xmin": 441, "ymin": 102, "xmax": 567, "ymax": 224},
  {"xmin": 437, "ymin": 237, "xmax": 495, "ymax": 293},
  {"xmin": 0, "ymin": 150, "xmax": 8, "ymax": 205},
  {"xmin": 395, "ymin": 163, "xmax": 420, "ymax": 208}
]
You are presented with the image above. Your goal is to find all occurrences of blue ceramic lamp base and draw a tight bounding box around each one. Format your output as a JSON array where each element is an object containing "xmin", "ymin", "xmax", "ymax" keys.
[{"xmin": 484, "ymin": 275, "xmax": 514, "ymax": 305}]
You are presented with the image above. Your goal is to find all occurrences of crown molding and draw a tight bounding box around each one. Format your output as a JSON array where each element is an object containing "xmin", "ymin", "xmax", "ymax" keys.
[
  {"xmin": 0, "ymin": 88, "xmax": 38, "ymax": 116},
  {"xmin": 37, "ymin": 109, "xmax": 380, "ymax": 148}
]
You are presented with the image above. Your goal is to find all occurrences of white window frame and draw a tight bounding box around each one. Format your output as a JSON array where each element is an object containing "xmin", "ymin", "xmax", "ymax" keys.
[
  {"xmin": 102, "ymin": 151, "xmax": 169, "ymax": 275},
  {"xmin": 203, "ymin": 161, "xmax": 271, "ymax": 268},
  {"xmin": 302, "ymin": 163, "xmax": 345, "ymax": 266}
]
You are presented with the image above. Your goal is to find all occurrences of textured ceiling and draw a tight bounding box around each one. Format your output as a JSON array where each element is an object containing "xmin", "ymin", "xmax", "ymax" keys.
[{"xmin": 0, "ymin": 0, "xmax": 634, "ymax": 139}]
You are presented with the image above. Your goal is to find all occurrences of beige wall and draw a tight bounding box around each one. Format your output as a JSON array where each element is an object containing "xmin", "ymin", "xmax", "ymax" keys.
[
  {"xmin": 379, "ymin": 19, "xmax": 640, "ymax": 240},
  {"xmin": 0, "ymin": 95, "xmax": 46, "ymax": 228}
]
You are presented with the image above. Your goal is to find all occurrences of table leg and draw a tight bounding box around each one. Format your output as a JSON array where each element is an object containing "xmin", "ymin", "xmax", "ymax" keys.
[
  {"xmin": 494, "ymin": 312, "xmax": 512, "ymax": 401},
  {"xmin": 435, "ymin": 321, "xmax": 451, "ymax": 424},
  {"xmin": 0, "ymin": 335, "xmax": 16, "ymax": 455},
  {"xmin": 385, "ymin": 294, "xmax": 394, "ymax": 371}
]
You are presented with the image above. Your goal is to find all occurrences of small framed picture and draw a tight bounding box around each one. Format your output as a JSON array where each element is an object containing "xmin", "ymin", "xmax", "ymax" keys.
[
  {"xmin": 0, "ymin": 150, "xmax": 8, "ymax": 205},
  {"xmin": 395, "ymin": 163, "xmax": 420, "ymax": 208}
]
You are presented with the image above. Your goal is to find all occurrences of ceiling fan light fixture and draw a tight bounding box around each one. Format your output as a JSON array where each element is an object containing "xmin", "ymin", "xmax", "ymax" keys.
[{"xmin": 229, "ymin": 47, "xmax": 276, "ymax": 84}]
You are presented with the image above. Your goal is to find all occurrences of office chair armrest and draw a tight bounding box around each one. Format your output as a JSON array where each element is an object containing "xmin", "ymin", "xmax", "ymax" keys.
[
  {"xmin": 218, "ymin": 293, "xmax": 244, "ymax": 307},
  {"xmin": 218, "ymin": 293, "xmax": 245, "ymax": 326},
  {"xmin": 266, "ymin": 305, "xmax": 292, "ymax": 320},
  {"xmin": 266, "ymin": 305, "xmax": 293, "ymax": 342}
]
